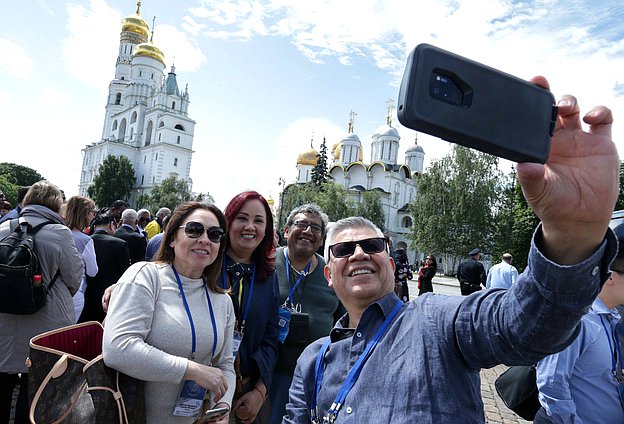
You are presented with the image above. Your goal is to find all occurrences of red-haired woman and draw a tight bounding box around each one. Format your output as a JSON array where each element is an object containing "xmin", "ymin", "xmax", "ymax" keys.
[{"xmin": 222, "ymin": 191, "xmax": 279, "ymax": 424}]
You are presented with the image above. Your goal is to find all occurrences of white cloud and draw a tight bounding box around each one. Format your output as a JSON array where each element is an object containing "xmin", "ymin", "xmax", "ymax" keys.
[
  {"xmin": 62, "ymin": 0, "xmax": 120, "ymax": 91},
  {"xmin": 0, "ymin": 91, "xmax": 13, "ymax": 103},
  {"xmin": 153, "ymin": 25, "xmax": 207, "ymax": 72},
  {"xmin": 182, "ymin": 16, "xmax": 206, "ymax": 36},
  {"xmin": 0, "ymin": 38, "xmax": 33, "ymax": 79}
]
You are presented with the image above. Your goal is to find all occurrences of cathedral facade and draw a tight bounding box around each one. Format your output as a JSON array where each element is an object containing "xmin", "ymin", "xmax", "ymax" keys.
[
  {"xmin": 78, "ymin": 3, "xmax": 195, "ymax": 203},
  {"xmin": 295, "ymin": 109, "xmax": 425, "ymax": 260}
]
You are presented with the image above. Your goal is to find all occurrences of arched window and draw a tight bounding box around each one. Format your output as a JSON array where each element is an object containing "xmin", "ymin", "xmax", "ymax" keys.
[
  {"xmin": 172, "ymin": 101, "xmax": 176, "ymax": 109},
  {"xmin": 145, "ymin": 121, "xmax": 153, "ymax": 146},
  {"xmin": 402, "ymin": 216, "xmax": 412, "ymax": 228},
  {"xmin": 158, "ymin": 121, "xmax": 164, "ymax": 128},
  {"xmin": 112, "ymin": 120, "xmax": 118, "ymax": 131},
  {"xmin": 130, "ymin": 111, "xmax": 137, "ymax": 124},
  {"xmin": 115, "ymin": 93, "xmax": 121, "ymax": 105},
  {"xmin": 141, "ymin": 175, "xmax": 144, "ymax": 184},
  {"xmin": 118, "ymin": 118, "xmax": 127, "ymax": 142},
  {"xmin": 120, "ymin": 76, "xmax": 125, "ymax": 81},
  {"xmin": 174, "ymin": 158, "xmax": 178, "ymax": 167},
  {"xmin": 176, "ymin": 136, "xmax": 181, "ymax": 144},
  {"xmin": 158, "ymin": 134, "xmax": 161, "ymax": 141},
  {"xmin": 174, "ymin": 124, "xmax": 185, "ymax": 131}
]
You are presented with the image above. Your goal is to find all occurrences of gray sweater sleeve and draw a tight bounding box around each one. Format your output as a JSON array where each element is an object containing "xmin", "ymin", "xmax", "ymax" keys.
[{"xmin": 102, "ymin": 262, "xmax": 188, "ymax": 383}]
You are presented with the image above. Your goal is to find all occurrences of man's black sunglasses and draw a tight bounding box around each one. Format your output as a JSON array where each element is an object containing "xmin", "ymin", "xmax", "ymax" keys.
[
  {"xmin": 179, "ymin": 222, "xmax": 226, "ymax": 243},
  {"xmin": 329, "ymin": 237, "xmax": 386, "ymax": 258}
]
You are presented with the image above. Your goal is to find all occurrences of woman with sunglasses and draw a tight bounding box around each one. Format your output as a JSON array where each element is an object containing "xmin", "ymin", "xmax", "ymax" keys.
[
  {"xmin": 222, "ymin": 191, "xmax": 279, "ymax": 424},
  {"xmin": 103, "ymin": 202, "xmax": 235, "ymax": 424},
  {"xmin": 418, "ymin": 255, "xmax": 437, "ymax": 295}
]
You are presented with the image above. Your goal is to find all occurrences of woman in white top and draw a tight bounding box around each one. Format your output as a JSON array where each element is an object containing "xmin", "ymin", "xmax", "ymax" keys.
[
  {"xmin": 65, "ymin": 195, "xmax": 99, "ymax": 322},
  {"xmin": 103, "ymin": 202, "xmax": 235, "ymax": 423}
]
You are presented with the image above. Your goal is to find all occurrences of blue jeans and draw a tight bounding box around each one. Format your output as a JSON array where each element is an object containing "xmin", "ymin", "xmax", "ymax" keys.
[{"xmin": 268, "ymin": 371, "xmax": 292, "ymax": 424}]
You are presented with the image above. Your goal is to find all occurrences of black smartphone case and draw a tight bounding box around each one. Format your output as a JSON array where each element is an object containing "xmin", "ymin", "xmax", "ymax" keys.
[{"xmin": 397, "ymin": 44, "xmax": 557, "ymax": 163}]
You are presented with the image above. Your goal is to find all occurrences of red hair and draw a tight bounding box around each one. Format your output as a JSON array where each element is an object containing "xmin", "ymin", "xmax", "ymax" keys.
[{"xmin": 224, "ymin": 191, "xmax": 275, "ymax": 280}]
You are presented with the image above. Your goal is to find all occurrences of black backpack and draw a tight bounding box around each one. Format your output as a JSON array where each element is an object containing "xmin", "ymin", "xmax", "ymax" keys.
[{"xmin": 0, "ymin": 220, "xmax": 59, "ymax": 315}]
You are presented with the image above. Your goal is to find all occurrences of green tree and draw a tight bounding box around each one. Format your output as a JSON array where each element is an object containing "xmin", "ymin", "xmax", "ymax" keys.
[
  {"xmin": 409, "ymin": 146, "xmax": 503, "ymax": 273},
  {"xmin": 508, "ymin": 181, "xmax": 539, "ymax": 272},
  {"xmin": 278, "ymin": 181, "xmax": 355, "ymax": 228},
  {"xmin": 148, "ymin": 176, "xmax": 192, "ymax": 212},
  {"xmin": 356, "ymin": 190, "xmax": 385, "ymax": 231},
  {"xmin": 0, "ymin": 175, "xmax": 18, "ymax": 205},
  {"xmin": 87, "ymin": 155, "xmax": 135, "ymax": 207},
  {"xmin": 311, "ymin": 137, "xmax": 330, "ymax": 189},
  {"xmin": 0, "ymin": 162, "xmax": 44, "ymax": 186}
]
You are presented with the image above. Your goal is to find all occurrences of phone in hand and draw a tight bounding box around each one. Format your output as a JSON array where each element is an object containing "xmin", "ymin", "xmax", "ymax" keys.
[
  {"xmin": 193, "ymin": 406, "xmax": 229, "ymax": 424},
  {"xmin": 397, "ymin": 43, "xmax": 557, "ymax": 163}
]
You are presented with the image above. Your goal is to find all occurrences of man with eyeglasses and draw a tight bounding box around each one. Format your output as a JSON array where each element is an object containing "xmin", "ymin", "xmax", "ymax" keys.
[
  {"xmin": 269, "ymin": 204, "xmax": 344, "ymax": 424},
  {"xmin": 282, "ymin": 87, "xmax": 620, "ymax": 423}
]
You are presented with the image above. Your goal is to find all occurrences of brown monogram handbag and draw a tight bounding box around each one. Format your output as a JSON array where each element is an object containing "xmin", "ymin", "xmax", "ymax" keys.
[{"xmin": 27, "ymin": 321, "xmax": 146, "ymax": 423}]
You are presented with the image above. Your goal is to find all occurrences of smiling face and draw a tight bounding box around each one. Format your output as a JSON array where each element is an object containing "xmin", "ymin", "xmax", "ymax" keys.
[
  {"xmin": 170, "ymin": 209, "xmax": 222, "ymax": 279},
  {"xmin": 324, "ymin": 226, "xmax": 395, "ymax": 310},
  {"xmin": 285, "ymin": 212, "xmax": 324, "ymax": 260},
  {"xmin": 228, "ymin": 198, "xmax": 267, "ymax": 263}
]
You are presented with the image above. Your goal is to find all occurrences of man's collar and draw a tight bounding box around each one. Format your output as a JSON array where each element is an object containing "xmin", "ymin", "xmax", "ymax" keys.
[{"xmin": 329, "ymin": 292, "xmax": 401, "ymax": 342}]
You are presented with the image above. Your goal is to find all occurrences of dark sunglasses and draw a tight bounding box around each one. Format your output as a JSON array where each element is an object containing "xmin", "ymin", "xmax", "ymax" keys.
[
  {"xmin": 329, "ymin": 237, "xmax": 386, "ymax": 258},
  {"xmin": 179, "ymin": 222, "xmax": 225, "ymax": 243}
]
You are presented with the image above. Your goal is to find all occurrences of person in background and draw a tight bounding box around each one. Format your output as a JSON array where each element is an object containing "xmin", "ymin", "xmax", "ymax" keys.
[
  {"xmin": 222, "ymin": 190, "xmax": 279, "ymax": 424},
  {"xmin": 457, "ymin": 248, "xmax": 487, "ymax": 295},
  {"xmin": 534, "ymin": 222, "xmax": 624, "ymax": 424},
  {"xmin": 393, "ymin": 248, "xmax": 413, "ymax": 301},
  {"xmin": 109, "ymin": 199, "xmax": 128, "ymax": 227},
  {"xmin": 114, "ymin": 208, "xmax": 147, "ymax": 264},
  {"xmin": 103, "ymin": 202, "xmax": 235, "ymax": 423},
  {"xmin": 65, "ymin": 195, "xmax": 99, "ymax": 322},
  {"xmin": 0, "ymin": 201, "xmax": 11, "ymax": 217},
  {"xmin": 418, "ymin": 254, "xmax": 437, "ymax": 296},
  {"xmin": 0, "ymin": 186, "xmax": 30, "ymax": 225},
  {"xmin": 0, "ymin": 181, "xmax": 83, "ymax": 424},
  {"xmin": 146, "ymin": 214, "xmax": 170, "ymax": 261},
  {"xmin": 79, "ymin": 213, "xmax": 131, "ymax": 323},
  {"xmin": 268, "ymin": 204, "xmax": 344, "ymax": 424},
  {"xmin": 145, "ymin": 207, "xmax": 172, "ymax": 240},
  {"xmin": 137, "ymin": 208, "xmax": 151, "ymax": 239},
  {"xmin": 486, "ymin": 253, "xmax": 518, "ymax": 289}
]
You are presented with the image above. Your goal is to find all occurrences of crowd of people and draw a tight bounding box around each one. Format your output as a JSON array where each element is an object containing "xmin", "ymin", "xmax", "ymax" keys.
[{"xmin": 1, "ymin": 80, "xmax": 623, "ymax": 423}]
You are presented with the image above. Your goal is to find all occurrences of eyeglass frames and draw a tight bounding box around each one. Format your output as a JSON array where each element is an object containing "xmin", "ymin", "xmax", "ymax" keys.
[
  {"xmin": 292, "ymin": 220, "xmax": 323, "ymax": 234},
  {"xmin": 179, "ymin": 221, "xmax": 226, "ymax": 243}
]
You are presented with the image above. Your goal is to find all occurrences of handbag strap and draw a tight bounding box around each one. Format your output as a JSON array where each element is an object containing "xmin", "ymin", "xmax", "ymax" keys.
[
  {"xmin": 29, "ymin": 354, "xmax": 88, "ymax": 424},
  {"xmin": 86, "ymin": 370, "xmax": 127, "ymax": 424}
]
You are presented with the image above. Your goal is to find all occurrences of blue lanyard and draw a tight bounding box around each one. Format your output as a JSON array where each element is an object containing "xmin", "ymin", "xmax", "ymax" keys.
[
  {"xmin": 221, "ymin": 256, "xmax": 256, "ymax": 332},
  {"xmin": 172, "ymin": 265, "xmax": 217, "ymax": 361},
  {"xmin": 284, "ymin": 248, "xmax": 312, "ymax": 305},
  {"xmin": 599, "ymin": 314, "xmax": 623, "ymax": 380},
  {"xmin": 311, "ymin": 299, "xmax": 404, "ymax": 423}
]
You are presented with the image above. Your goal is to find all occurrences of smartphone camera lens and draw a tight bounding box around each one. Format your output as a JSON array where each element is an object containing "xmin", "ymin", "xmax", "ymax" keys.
[{"xmin": 430, "ymin": 70, "xmax": 472, "ymax": 108}]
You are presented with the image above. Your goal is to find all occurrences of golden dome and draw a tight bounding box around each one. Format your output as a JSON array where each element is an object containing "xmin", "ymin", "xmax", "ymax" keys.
[
  {"xmin": 297, "ymin": 149, "xmax": 319, "ymax": 166},
  {"xmin": 134, "ymin": 41, "xmax": 165, "ymax": 65},
  {"xmin": 121, "ymin": 14, "xmax": 150, "ymax": 38},
  {"xmin": 267, "ymin": 197, "xmax": 275, "ymax": 207}
]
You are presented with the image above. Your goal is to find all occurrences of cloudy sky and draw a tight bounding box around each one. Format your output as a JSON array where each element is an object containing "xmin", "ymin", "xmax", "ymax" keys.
[{"xmin": 1, "ymin": 0, "xmax": 623, "ymax": 208}]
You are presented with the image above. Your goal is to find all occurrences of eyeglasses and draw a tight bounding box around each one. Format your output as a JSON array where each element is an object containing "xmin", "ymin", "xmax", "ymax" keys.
[
  {"xmin": 292, "ymin": 220, "xmax": 322, "ymax": 234},
  {"xmin": 426, "ymin": 257, "xmax": 434, "ymax": 261},
  {"xmin": 329, "ymin": 237, "xmax": 386, "ymax": 258},
  {"xmin": 611, "ymin": 268, "xmax": 624, "ymax": 275},
  {"xmin": 179, "ymin": 222, "xmax": 226, "ymax": 243}
]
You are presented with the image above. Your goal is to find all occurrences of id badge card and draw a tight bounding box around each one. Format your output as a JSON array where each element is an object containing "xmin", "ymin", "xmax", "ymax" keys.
[
  {"xmin": 278, "ymin": 306, "xmax": 292, "ymax": 343},
  {"xmin": 173, "ymin": 379, "xmax": 207, "ymax": 417},
  {"xmin": 232, "ymin": 330, "xmax": 243, "ymax": 356}
]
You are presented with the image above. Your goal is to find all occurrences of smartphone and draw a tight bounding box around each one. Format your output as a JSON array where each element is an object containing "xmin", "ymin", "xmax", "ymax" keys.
[
  {"xmin": 193, "ymin": 406, "xmax": 229, "ymax": 424},
  {"xmin": 397, "ymin": 43, "xmax": 557, "ymax": 163}
]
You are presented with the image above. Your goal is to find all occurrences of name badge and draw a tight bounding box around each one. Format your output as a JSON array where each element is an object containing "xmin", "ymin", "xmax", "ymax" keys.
[
  {"xmin": 232, "ymin": 330, "xmax": 243, "ymax": 356},
  {"xmin": 173, "ymin": 380, "xmax": 207, "ymax": 417},
  {"xmin": 278, "ymin": 306, "xmax": 292, "ymax": 343}
]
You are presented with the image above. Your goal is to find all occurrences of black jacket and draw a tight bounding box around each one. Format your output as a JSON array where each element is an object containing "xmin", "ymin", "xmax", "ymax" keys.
[
  {"xmin": 114, "ymin": 224, "xmax": 147, "ymax": 265},
  {"xmin": 457, "ymin": 258, "xmax": 486, "ymax": 295},
  {"xmin": 79, "ymin": 230, "xmax": 131, "ymax": 322}
]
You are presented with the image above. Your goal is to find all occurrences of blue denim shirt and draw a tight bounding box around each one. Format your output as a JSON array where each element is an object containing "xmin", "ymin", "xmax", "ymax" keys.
[{"xmin": 283, "ymin": 229, "xmax": 616, "ymax": 423}]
